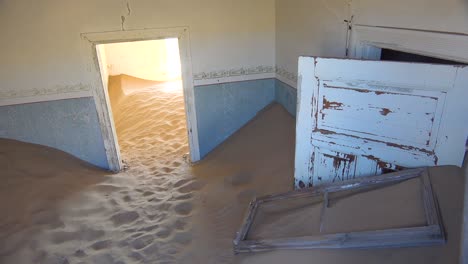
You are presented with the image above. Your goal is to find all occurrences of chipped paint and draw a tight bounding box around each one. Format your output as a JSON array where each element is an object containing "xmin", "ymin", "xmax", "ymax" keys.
[
  {"xmin": 295, "ymin": 56, "xmax": 468, "ymax": 188},
  {"xmin": 380, "ymin": 108, "xmax": 392, "ymax": 116},
  {"xmin": 323, "ymin": 97, "xmax": 344, "ymax": 110},
  {"xmin": 315, "ymin": 129, "xmax": 437, "ymax": 160},
  {"xmin": 315, "ymin": 151, "xmax": 357, "ymax": 184},
  {"xmin": 323, "ymin": 84, "xmax": 440, "ymax": 100}
]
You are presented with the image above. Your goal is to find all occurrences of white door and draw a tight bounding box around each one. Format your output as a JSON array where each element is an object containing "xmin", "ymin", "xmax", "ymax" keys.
[{"xmin": 294, "ymin": 57, "xmax": 468, "ymax": 188}]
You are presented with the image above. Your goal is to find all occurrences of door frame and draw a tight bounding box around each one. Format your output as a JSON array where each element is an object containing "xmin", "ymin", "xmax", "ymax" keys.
[
  {"xmin": 349, "ymin": 24, "xmax": 468, "ymax": 63},
  {"xmin": 80, "ymin": 27, "xmax": 200, "ymax": 171}
]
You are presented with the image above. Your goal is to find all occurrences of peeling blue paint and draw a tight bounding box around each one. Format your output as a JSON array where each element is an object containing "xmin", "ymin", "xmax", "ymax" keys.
[{"xmin": 0, "ymin": 97, "xmax": 109, "ymax": 169}]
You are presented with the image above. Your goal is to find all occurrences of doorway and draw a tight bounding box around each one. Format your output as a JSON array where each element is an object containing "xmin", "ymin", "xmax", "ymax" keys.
[
  {"xmin": 96, "ymin": 38, "xmax": 190, "ymax": 168},
  {"xmin": 81, "ymin": 28, "xmax": 200, "ymax": 171}
]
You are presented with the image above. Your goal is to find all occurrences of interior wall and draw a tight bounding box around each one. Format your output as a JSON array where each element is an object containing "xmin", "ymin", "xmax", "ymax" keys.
[
  {"xmin": 4, "ymin": 0, "xmax": 466, "ymax": 167},
  {"xmin": 104, "ymin": 39, "xmax": 182, "ymax": 81},
  {"xmin": 275, "ymin": 0, "xmax": 468, "ymax": 89},
  {"xmin": 195, "ymin": 79, "xmax": 276, "ymax": 157},
  {"xmin": 275, "ymin": 0, "xmax": 350, "ymax": 88},
  {"xmin": 275, "ymin": 79, "xmax": 296, "ymax": 117},
  {"xmin": 0, "ymin": 0, "xmax": 275, "ymax": 99},
  {"xmin": 0, "ymin": 98, "xmax": 109, "ymax": 169},
  {"xmin": 273, "ymin": 0, "xmax": 468, "ymax": 116},
  {"xmin": 0, "ymin": 0, "xmax": 276, "ymax": 167}
]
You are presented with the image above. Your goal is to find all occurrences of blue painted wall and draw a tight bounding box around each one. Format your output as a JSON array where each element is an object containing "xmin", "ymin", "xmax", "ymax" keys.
[
  {"xmin": 0, "ymin": 78, "xmax": 297, "ymax": 168},
  {"xmin": 194, "ymin": 79, "xmax": 276, "ymax": 158},
  {"xmin": 275, "ymin": 79, "xmax": 297, "ymax": 117},
  {"xmin": 0, "ymin": 97, "xmax": 109, "ymax": 169}
]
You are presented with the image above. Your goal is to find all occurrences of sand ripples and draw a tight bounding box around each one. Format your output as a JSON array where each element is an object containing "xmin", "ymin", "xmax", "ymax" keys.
[{"xmin": 0, "ymin": 75, "xmax": 296, "ymax": 264}]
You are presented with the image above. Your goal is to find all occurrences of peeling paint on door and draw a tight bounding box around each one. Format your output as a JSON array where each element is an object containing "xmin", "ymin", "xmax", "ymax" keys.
[{"xmin": 295, "ymin": 57, "xmax": 468, "ymax": 188}]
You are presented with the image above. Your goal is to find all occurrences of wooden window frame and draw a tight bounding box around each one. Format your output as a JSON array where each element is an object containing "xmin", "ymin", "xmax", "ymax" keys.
[{"xmin": 233, "ymin": 168, "xmax": 445, "ymax": 253}]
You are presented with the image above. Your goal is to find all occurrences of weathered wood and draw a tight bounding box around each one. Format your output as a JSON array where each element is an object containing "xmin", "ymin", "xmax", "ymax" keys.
[
  {"xmin": 421, "ymin": 171, "xmax": 437, "ymax": 226},
  {"xmin": 295, "ymin": 56, "xmax": 468, "ymax": 188},
  {"xmin": 319, "ymin": 191, "xmax": 329, "ymax": 233},
  {"xmin": 257, "ymin": 168, "xmax": 425, "ymax": 204},
  {"xmin": 233, "ymin": 200, "xmax": 259, "ymax": 246},
  {"xmin": 424, "ymin": 170, "xmax": 446, "ymax": 241},
  {"xmin": 234, "ymin": 225, "xmax": 444, "ymax": 253},
  {"xmin": 233, "ymin": 169, "xmax": 445, "ymax": 253}
]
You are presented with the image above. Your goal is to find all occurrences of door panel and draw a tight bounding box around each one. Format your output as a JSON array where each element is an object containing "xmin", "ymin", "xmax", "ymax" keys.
[
  {"xmin": 295, "ymin": 57, "xmax": 468, "ymax": 188},
  {"xmin": 317, "ymin": 83, "xmax": 445, "ymax": 148},
  {"xmin": 310, "ymin": 147, "xmax": 410, "ymax": 185},
  {"xmin": 311, "ymin": 148, "xmax": 357, "ymax": 186}
]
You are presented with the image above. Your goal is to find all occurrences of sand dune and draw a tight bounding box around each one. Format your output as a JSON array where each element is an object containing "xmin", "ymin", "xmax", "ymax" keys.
[{"xmin": 0, "ymin": 75, "xmax": 295, "ymax": 263}]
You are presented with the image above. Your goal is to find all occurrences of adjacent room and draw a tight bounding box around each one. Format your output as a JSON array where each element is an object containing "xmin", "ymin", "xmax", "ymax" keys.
[
  {"xmin": 1, "ymin": 1, "xmax": 468, "ymax": 263},
  {"xmin": 96, "ymin": 39, "xmax": 190, "ymax": 170}
]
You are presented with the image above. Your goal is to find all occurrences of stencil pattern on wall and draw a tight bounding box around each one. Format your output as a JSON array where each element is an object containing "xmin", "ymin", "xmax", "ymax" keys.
[
  {"xmin": 0, "ymin": 83, "xmax": 91, "ymax": 99},
  {"xmin": 193, "ymin": 65, "xmax": 275, "ymax": 80},
  {"xmin": 275, "ymin": 66, "xmax": 298, "ymax": 84}
]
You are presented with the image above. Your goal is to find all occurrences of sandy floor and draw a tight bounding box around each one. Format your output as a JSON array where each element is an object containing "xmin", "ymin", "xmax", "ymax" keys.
[
  {"xmin": 1, "ymin": 75, "xmax": 464, "ymax": 264},
  {"xmin": 0, "ymin": 75, "xmax": 295, "ymax": 263}
]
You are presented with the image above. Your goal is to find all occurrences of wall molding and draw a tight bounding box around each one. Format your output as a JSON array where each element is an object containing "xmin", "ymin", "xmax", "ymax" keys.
[
  {"xmin": 0, "ymin": 91, "xmax": 93, "ymax": 107},
  {"xmin": 193, "ymin": 65, "xmax": 275, "ymax": 86},
  {"xmin": 193, "ymin": 65, "xmax": 299, "ymax": 88},
  {"xmin": 194, "ymin": 73, "xmax": 275, "ymax": 86},
  {"xmin": 0, "ymin": 83, "xmax": 93, "ymax": 106},
  {"xmin": 275, "ymin": 66, "xmax": 298, "ymax": 88},
  {"xmin": 0, "ymin": 83, "xmax": 90, "ymax": 99},
  {"xmin": 0, "ymin": 66, "xmax": 298, "ymax": 105}
]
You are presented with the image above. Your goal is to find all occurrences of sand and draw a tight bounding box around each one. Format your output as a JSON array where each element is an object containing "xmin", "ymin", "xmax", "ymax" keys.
[
  {"xmin": 0, "ymin": 74, "xmax": 295, "ymax": 263},
  {"xmin": 0, "ymin": 74, "xmax": 464, "ymax": 264},
  {"xmin": 246, "ymin": 177, "xmax": 427, "ymax": 241},
  {"xmin": 237, "ymin": 166, "xmax": 465, "ymax": 264}
]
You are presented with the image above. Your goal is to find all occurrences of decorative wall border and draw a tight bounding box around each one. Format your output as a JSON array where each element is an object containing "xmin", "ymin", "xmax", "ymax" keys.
[
  {"xmin": 0, "ymin": 91, "xmax": 93, "ymax": 107},
  {"xmin": 194, "ymin": 65, "xmax": 275, "ymax": 80},
  {"xmin": 193, "ymin": 65, "xmax": 275, "ymax": 86},
  {"xmin": 1, "ymin": 65, "xmax": 299, "ymax": 106},
  {"xmin": 0, "ymin": 84, "xmax": 92, "ymax": 107},
  {"xmin": 275, "ymin": 66, "xmax": 298, "ymax": 88},
  {"xmin": 192, "ymin": 65, "xmax": 299, "ymax": 88}
]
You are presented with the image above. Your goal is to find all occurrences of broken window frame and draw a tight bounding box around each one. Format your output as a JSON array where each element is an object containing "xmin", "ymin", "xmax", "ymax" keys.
[{"xmin": 233, "ymin": 168, "xmax": 445, "ymax": 253}]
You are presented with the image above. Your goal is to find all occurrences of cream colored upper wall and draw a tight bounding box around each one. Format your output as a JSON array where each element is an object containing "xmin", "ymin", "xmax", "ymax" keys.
[
  {"xmin": 275, "ymin": 0, "xmax": 468, "ymax": 87},
  {"xmin": 352, "ymin": 0, "xmax": 468, "ymax": 34},
  {"xmin": 103, "ymin": 39, "xmax": 182, "ymax": 82},
  {"xmin": 0, "ymin": 0, "xmax": 275, "ymax": 99},
  {"xmin": 275, "ymin": 0, "xmax": 350, "ymax": 86}
]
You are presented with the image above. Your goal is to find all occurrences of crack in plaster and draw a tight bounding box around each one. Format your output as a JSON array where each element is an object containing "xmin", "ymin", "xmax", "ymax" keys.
[{"xmin": 121, "ymin": 15, "xmax": 126, "ymax": 31}]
